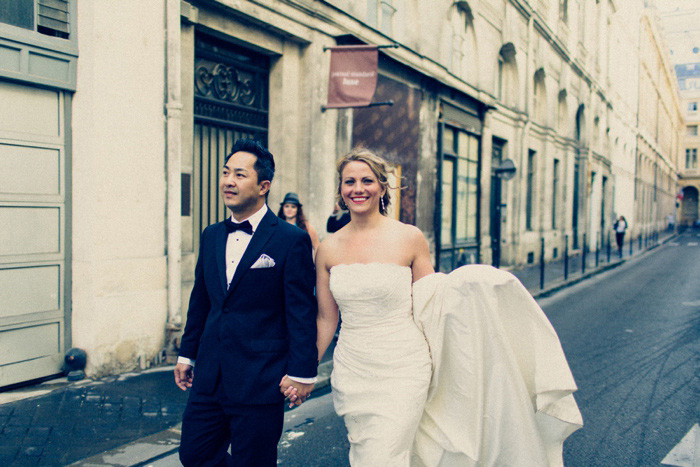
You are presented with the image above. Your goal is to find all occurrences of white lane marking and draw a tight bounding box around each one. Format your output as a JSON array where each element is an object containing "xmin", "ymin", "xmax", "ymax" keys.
[
  {"xmin": 682, "ymin": 300, "xmax": 700, "ymax": 307},
  {"xmin": 661, "ymin": 423, "xmax": 698, "ymax": 466},
  {"xmin": 688, "ymin": 242, "xmax": 698, "ymax": 246},
  {"xmin": 670, "ymin": 243, "xmax": 680, "ymax": 246}
]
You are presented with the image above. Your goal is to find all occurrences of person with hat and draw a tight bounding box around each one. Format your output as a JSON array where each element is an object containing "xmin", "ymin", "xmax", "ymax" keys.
[{"xmin": 277, "ymin": 192, "xmax": 320, "ymax": 255}]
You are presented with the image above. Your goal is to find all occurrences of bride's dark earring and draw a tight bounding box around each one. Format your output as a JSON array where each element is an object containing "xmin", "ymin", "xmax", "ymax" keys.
[{"xmin": 380, "ymin": 196, "xmax": 385, "ymax": 214}]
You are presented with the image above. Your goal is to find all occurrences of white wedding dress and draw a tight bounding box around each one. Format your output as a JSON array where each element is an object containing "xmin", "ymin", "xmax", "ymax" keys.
[{"xmin": 329, "ymin": 263, "xmax": 583, "ymax": 467}]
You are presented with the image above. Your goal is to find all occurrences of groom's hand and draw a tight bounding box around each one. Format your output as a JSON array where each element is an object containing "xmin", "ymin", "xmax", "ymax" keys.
[
  {"xmin": 279, "ymin": 376, "xmax": 314, "ymax": 407},
  {"xmin": 174, "ymin": 363, "xmax": 194, "ymax": 391}
]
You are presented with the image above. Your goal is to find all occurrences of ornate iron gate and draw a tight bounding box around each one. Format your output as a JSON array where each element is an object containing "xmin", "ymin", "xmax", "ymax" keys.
[{"xmin": 193, "ymin": 35, "xmax": 269, "ymax": 248}]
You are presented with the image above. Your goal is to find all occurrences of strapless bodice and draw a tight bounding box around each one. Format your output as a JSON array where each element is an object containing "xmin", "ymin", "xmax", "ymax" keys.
[{"xmin": 329, "ymin": 262, "xmax": 413, "ymax": 330}]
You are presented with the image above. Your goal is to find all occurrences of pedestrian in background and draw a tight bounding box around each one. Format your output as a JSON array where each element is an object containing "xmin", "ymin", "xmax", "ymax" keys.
[
  {"xmin": 614, "ymin": 215, "xmax": 628, "ymax": 252},
  {"xmin": 326, "ymin": 201, "xmax": 351, "ymax": 233},
  {"xmin": 278, "ymin": 192, "xmax": 320, "ymax": 254}
]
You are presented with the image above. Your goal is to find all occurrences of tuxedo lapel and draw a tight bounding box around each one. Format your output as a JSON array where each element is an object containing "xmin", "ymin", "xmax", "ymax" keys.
[
  {"xmin": 215, "ymin": 222, "xmax": 229, "ymax": 295},
  {"xmin": 226, "ymin": 210, "xmax": 277, "ymax": 297}
]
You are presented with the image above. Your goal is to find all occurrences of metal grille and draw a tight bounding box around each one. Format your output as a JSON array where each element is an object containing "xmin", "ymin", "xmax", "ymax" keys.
[{"xmin": 192, "ymin": 35, "xmax": 268, "ymax": 252}]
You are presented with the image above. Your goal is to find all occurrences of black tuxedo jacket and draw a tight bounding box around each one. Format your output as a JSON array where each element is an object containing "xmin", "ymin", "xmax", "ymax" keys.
[{"xmin": 179, "ymin": 209, "xmax": 318, "ymax": 404}]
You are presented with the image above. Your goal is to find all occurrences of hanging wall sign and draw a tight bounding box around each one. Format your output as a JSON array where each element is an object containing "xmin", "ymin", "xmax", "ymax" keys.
[{"xmin": 325, "ymin": 45, "xmax": 379, "ymax": 109}]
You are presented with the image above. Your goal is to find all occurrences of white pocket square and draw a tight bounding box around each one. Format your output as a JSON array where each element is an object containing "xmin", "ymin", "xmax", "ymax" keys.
[{"xmin": 251, "ymin": 254, "xmax": 276, "ymax": 269}]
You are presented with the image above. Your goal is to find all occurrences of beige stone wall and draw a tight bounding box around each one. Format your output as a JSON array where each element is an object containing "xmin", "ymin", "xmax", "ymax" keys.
[{"xmin": 71, "ymin": 0, "xmax": 168, "ymax": 375}]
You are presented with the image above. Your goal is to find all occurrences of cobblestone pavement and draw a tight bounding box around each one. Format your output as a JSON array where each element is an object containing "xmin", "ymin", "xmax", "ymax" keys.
[{"xmin": 0, "ymin": 368, "xmax": 187, "ymax": 466}]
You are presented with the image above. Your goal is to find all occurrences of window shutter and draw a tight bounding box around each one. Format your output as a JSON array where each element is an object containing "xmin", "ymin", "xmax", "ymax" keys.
[{"xmin": 37, "ymin": 0, "xmax": 69, "ymax": 36}]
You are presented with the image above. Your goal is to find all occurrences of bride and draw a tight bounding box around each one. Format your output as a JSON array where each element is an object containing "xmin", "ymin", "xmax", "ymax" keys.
[{"xmin": 292, "ymin": 147, "xmax": 582, "ymax": 466}]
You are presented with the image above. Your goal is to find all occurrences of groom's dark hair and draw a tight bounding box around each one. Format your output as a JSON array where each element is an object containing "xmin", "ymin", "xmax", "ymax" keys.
[{"xmin": 227, "ymin": 139, "xmax": 275, "ymax": 183}]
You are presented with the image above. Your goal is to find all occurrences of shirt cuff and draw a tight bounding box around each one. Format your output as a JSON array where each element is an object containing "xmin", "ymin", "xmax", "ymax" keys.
[
  {"xmin": 287, "ymin": 375, "xmax": 317, "ymax": 384},
  {"xmin": 177, "ymin": 356, "xmax": 195, "ymax": 367}
]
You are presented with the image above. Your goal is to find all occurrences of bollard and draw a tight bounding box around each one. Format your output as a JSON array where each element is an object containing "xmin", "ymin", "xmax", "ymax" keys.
[
  {"xmin": 540, "ymin": 238, "xmax": 545, "ymax": 290},
  {"xmin": 607, "ymin": 231, "xmax": 611, "ymax": 262},
  {"xmin": 564, "ymin": 235, "xmax": 569, "ymax": 281},
  {"xmin": 582, "ymin": 233, "xmax": 587, "ymax": 274},
  {"xmin": 595, "ymin": 234, "xmax": 600, "ymax": 268}
]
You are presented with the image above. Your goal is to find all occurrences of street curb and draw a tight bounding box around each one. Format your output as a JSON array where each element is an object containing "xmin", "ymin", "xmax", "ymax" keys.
[
  {"xmin": 67, "ymin": 361, "xmax": 334, "ymax": 466},
  {"xmin": 531, "ymin": 260, "xmax": 625, "ymax": 299},
  {"xmin": 68, "ymin": 425, "xmax": 181, "ymax": 466},
  {"xmin": 530, "ymin": 232, "xmax": 678, "ymax": 299}
]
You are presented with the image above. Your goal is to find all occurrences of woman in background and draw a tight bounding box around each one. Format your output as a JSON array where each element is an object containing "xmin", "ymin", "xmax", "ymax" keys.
[{"xmin": 277, "ymin": 192, "xmax": 320, "ymax": 253}]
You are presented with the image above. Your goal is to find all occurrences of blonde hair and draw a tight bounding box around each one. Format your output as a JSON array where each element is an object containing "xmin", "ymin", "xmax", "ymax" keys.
[{"xmin": 336, "ymin": 147, "xmax": 393, "ymax": 216}]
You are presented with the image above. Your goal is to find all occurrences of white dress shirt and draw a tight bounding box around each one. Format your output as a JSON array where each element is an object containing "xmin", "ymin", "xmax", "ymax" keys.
[{"xmin": 178, "ymin": 204, "xmax": 316, "ymax": 384}]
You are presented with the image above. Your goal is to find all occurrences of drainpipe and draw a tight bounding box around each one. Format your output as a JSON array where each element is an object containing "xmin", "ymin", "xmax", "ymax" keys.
[
  {"xmin": 165, "ymin": 0, "xmax": 182, "ymax": 330},
  {"xmin": 516, "ymin": 15, "xmax": 534, "ymax": 263}
]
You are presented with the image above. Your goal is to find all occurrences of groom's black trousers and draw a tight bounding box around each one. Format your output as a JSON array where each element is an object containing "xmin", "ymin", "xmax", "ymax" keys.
[{"xmin": 179, "ymin": 374, "xmax": 284, "ymax": 467}]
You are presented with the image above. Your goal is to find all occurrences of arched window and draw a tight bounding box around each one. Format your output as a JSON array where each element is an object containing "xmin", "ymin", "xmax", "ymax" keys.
[
  {"xmin": 448, "ymin": 2, "xmax": 478, "ymax": 84},
  {"xmin": 575, "ymin": 104, "xmax": 586, "ymax": 144},
  {"xmin": 557, "ymin": 89, "xmax": 568, "ymax": 134},
  {"xmin": 533, "ymin": 68, "xmax": 547, "ymax": 125},
  {"xmin": 497, "ymin": 43, "xmax": 519, "ymax": 108}
]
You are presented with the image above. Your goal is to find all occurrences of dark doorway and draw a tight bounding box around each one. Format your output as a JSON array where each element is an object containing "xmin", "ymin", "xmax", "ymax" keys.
[{"xmin": 490, "ymin": 137, "xmax": 506, "ymax": 267}]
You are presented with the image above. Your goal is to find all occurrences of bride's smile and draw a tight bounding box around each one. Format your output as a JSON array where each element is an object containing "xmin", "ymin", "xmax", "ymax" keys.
[{"xmin": 340, "ymin": 160, "xmax": 385, "ymax": 214}]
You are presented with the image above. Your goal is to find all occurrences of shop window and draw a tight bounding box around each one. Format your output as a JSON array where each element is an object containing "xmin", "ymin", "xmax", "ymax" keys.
[{"xmin": 439, "ymin": 125, "xmax": 480, "ymax": 272}]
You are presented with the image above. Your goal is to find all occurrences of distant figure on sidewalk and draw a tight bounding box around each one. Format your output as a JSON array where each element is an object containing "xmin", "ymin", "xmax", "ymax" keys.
[
  {"xmin": 174, "ymin": 140, "xmax": 317, "ymax": 466},
  {"xmin": 277, "ymin": 192, "xmax": 320, "ymax": 254},
  {"xmin": 614, "ymin": 215, "xmax": 628, "ymax": 252},
  {"xmin": 326, "ymin": 202, "xmax": 351, "ymax": 233}
]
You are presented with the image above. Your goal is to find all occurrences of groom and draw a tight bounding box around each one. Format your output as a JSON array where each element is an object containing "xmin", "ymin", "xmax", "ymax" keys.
[{"xmin": 175, "ymin": 139, "xmax": 318, "ymax": 466}]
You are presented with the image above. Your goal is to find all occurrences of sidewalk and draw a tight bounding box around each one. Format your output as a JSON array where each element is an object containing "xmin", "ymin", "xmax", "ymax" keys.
[
  {"xmin": 0, "ymin": 229, "xmax": 678, "ymax": 466},
  {"xmin": 510, "ymin": 229, "xmax": 676, "ymax": 298}
]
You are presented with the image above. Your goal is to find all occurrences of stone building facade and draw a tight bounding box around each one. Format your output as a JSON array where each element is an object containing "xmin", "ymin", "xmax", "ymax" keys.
[
  {"xmin": 0, "ymin": 0, "xmax": 683, "ymax": 382},
  {"xmin": 658, "ymin": 2, "xmax": 700, "ymax": 226}
]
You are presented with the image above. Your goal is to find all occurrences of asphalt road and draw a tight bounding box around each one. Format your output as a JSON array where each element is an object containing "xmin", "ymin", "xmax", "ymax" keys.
[
  {"xmin": 545, "ymin": 230, "xmax": 700, "ymax": 466},
  {"xmin": 278, "ymin": 230, "xmax": 700, "ymax": 466}
]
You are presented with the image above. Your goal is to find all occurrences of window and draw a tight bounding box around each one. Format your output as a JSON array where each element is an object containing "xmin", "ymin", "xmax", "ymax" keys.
[
  {"xmin": 526, "ymin": 150, "xmax": 536, "ymax": 231},
  {"xmin": 688, "ymin": 125, "xmax": 698, "ymax": 136},
  {"xmin": 366, "ymin": 0, "xmax": 395, "ymax": 35},
  {"xmin": 533, "ymin": 70, "xmax": 547, "ymax": 124},
  {"xmin": 497, "ymin": 44, "xmax": 518, "ymax": 108},
  {"xmin": 687, "ymin": 148, "xmax": 698, "ymax": 169},
  {"xmin": 552, "ymin": 159, "xmax": 560, "ymax": 229},
  {"xmin": 689, "ymin": 102, "xmax": 698, "ymax": 112},
  {"xmin": 559, "ymin": 0, "xmax": 568, "ymax": 23},
  {"xmin": 0, "ymin": 0, "xmax": 70, "ymax": 39},
  {"xmin": 439, "ymin": 125, "xmax": 480, "ymax": 271},
  {"xmin": 497, "ymin": 56, "xmax": 504, "ymax": 100},
  {"xmin": 448, "ymin": 2, "xmax": 477, "ymax": 83}
]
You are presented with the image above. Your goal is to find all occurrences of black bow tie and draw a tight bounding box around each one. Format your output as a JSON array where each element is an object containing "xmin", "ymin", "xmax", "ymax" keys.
[{"xmin": 225, "ymin": 218, "xmax": 253, "ymax": 235}]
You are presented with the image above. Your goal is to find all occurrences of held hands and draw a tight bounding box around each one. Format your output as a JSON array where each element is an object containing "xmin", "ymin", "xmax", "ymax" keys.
[
  {"xmin": 174, "ymin": 363, "xmax": 194, "ymax": 391},
  {"xmin": 279, "ymin": 375, "xmax": 314, "ymax": 408}
]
